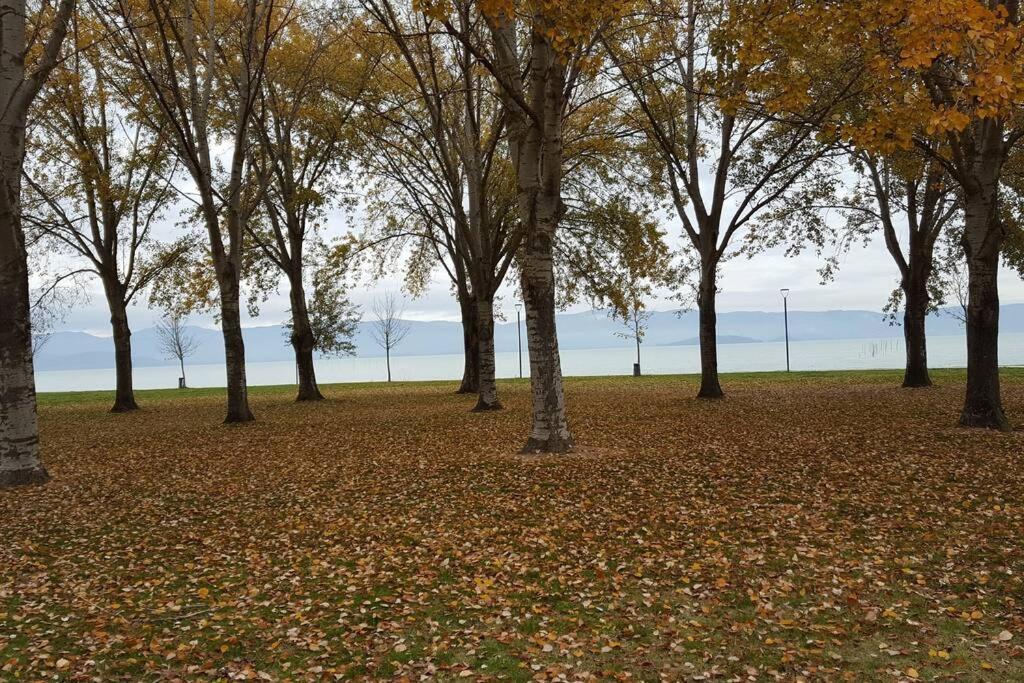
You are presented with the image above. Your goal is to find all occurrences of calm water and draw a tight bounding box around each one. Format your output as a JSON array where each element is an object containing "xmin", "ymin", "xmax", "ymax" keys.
[{"xmin": 34, "ymin": 333, "xmax": 1024, "ymax": 393}]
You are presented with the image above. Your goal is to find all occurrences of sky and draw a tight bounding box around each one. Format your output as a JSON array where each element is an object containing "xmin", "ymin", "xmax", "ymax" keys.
[{"xmin": 48, "ymin": 210, "xmax": 1024, "ymax": 337}]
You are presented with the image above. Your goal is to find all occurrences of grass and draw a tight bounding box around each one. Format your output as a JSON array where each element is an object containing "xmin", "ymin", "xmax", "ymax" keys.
[{"xmin": 3, "ymin": 368, "xmax": 1024, "ymax": 681}]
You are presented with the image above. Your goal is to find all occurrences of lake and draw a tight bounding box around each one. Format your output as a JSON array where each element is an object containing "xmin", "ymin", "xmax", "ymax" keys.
[{"xmin": 33, "ymin": 332, "xmax": 1024, "ymax": 393}]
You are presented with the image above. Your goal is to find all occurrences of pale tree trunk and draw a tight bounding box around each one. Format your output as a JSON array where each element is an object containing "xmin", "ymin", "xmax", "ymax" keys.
[
  {"xmin": 696, "ymin": 263, "xmax": 723, "ymax": 399},
  {"xmin": 288, "ymin": 275, "xmax": 322, "ymax": 402},
  {"xmin": 0, "ymin": 0, "xmax": 50, "ymax": 486},
  {"xmin": 385, "ymin": 346, "xmax": 392, "ymax": 382},
  {"xmin": 103, "ymin": 279, "xmax": 139, "ymax": 412},
  {"xmin": 457, "ymin": 292, "xmax": 480, "ymax": 394},
  {"xmin": 473, "ymin": 296, "xmax": 501, "ymax": 411},
  {"xmin": 0, "ymin": 215, "xmax": 47, "ymax": 487},
  {"xmin": 217, "ymin": 265, "xmax": 254, "ymax": 423},
  {"xmin": 959, "ymin": 188, "xmax": 1007, "ymax": 429},
  {"xmin": 520, "ymin": 230, "xmax": 571, "ymax": 452}
]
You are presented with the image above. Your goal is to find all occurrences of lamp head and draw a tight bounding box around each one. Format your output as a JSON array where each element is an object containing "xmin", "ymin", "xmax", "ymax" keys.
[{"xmin": 780, "ymin": 288, "xmax": 790, "ymax": 299}]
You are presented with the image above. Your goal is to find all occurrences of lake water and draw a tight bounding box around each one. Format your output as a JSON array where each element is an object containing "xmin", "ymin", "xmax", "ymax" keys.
[{"xmin": 34, "ymin": 333, "xmax": 1024, "ymax": 393}]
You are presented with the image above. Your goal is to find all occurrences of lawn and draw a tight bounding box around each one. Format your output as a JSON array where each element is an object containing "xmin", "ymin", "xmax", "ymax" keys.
[{"xmin": 3, "ymin": 369, "xmax": 1024, "ymax": 681}]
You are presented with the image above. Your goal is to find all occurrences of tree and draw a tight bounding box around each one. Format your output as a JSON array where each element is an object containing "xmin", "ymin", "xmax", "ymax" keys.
[
  {"xmin": 613, "ymin": 299, "xmax": 651, "ymax": 376},
  {"xmin": 359, "ymin": 0, "xmax": 521, "ymax": 411},
  {"xmin": 156, "ymin": 315, "xmax": 199, "ymax": 388},
  {"xmin": 737, "ymin": 0, "xmax": 1024, "ymax": 428},
  {"xmin": 370, "ymin": 292, "xmax": 410, "ymax": 382},
  {"xmin": 97, "ymin": 0, "xmax": 286, "ymax": 423},
  {"xmin": 248, "ymin": 8, "xmax": 373, "ymax": 401},
  {"xmin": 0, "ymin": 0, "xmax": 75, "ymax": 488},
  {"xmin": 602, "ymin": 0, "xmax": 847, "ymax": 399},
  {"xmin": 24, "ymin": 19, "xmax": 183, "ymax": 412},
  {"xmin": 822, "ymin": 153, "xmax": 959, "ymax": 388},
  {"xmin": 421, "ymin": 0, "xmax": 632, "ymax": 451},
  {"xmin": 282, "ymin": 261, "xmax": 361, "ymax": 361}
]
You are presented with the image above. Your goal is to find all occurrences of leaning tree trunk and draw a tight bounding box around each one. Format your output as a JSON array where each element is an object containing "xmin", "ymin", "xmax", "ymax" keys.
[
  {"xmin": 217, "ymin": 268, "xmax": 254, "ymax": 423},
  {"xmin": 457, "ymin": 293, "xmax": 480, "ymax": 394},
  {"xmin": 473, "ymin": 296, "xmax": 501, "ymax": 412},
  {"xmin": 0, "ymin": 209, "xmax": 48, "ymax": 487},
  {"xmin": 105, "ymin": 289, "xmax": 139, "ymax": 412},
  {"xmin": 901, "ymin": 269, "xmax": 931, "ymax": 388},
  {"xmin": 288, "ymin": 277, "xmax": 323, "ymax": 402},
  {"xmin": 696, "ymin": 265, "xmax": 724, "ymax": 399},
  {"xmin": 520, "ymin": 231, "xmax": 572, "ymax": 453}
]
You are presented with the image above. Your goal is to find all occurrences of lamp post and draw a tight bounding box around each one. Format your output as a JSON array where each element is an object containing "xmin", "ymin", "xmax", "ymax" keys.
[
  {"xmin": 780, "ymin": 288, "xmax": 790, "ymax": 372},
  {"xmin": 515, "ymin": 303, "xmax": 523, "ymax": 379}
]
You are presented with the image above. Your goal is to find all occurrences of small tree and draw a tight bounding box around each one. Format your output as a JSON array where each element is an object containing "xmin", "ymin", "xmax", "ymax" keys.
[
  {"xmin": 370, "ymin": 293, "xmax": 410, "ymax": 383},
  {"xmin": 613, "ymin": 301, "xmax": 652, "ymax": 377},
  {"xmin": 156, "ymin": 316, "xmax": 199, "ymax": 388}
]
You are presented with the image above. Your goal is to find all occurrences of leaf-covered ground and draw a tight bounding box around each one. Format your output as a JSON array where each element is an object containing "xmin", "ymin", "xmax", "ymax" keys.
[{"xmin": 3, "ymin": 370, "xmax": 1024, "ymax": 681}]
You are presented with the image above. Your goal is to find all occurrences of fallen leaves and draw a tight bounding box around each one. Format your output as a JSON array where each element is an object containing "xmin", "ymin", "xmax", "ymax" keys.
[{"xmin": 0, "ymin": 370, "xmax": 1022, "ymax": 680}]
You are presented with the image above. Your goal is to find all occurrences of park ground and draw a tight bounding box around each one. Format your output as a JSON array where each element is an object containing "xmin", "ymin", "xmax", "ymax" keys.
[{"xmin": 2, "ymin": 369, "xmax": 1024, "ymax": 681}]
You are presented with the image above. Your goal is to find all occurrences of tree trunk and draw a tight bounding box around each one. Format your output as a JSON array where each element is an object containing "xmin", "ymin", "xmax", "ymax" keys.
[
  {"xmin": 901, "ymin": 273, "xmax": 931, "ymax": 388},
  {"xmin": 473, "ymin": 296, "xmax": 501, "ymax": 411},
  {"xmin": 288, "ymin": 278, "xmax": 323, "ymax": 402},
  {"xmin": 959, "ymin": 194, "xmax": 1007, "ymax": 429},
  {"xmin": 697, "ymin": 267, "xmax": 724, "ymax": 399},
  {"xmin": 457, "ymin": 293, "xmax": 480, "ymax": 394},
  {"xmin": 386, "ymin": 346, "xmax": 392, "ymax": 382},
  {"xmin": 179, "ymin": 357, "xmax": 187, "ymax": 388},
  {"xmin": 0, "ymin": 212, "xmax": 48, "ymax": 487},
  {"xmin": 520, "ymin": 233, "xmax": 572, "ymax": 453},
  {"xmin": 106, "ymin": 291, "xmax": 139, "ymax": 412},
  {"xmin": 218, "ymin": 271, "xmax": 254, "ymax": 423}
]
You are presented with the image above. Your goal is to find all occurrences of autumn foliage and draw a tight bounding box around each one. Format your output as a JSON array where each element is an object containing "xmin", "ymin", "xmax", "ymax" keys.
[{"xmin": 2, "ymin": 374, "xmax": 1023, "ymax": 679}]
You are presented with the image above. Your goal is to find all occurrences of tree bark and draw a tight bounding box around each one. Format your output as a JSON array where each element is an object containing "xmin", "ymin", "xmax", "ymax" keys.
[
  {"xmin": 901, "ymin": 265, "xmax": 931, "ymax": 388},
  {"xmin": 0, "ymin": 222, "xmax": 48, "ymax": 487},
  {"xmin": 473, "ymin": 296, "xmax": 501, "ymax": 411},
  {"xmin": 457, "ymin": 293, "xmax": 480, "ymax": 394},
  {"xmin": 696, "ymin": 267, "xmax": 724, "ymax": 399},
  {"xmin": 218, "ymin": 269, "xmax": 254, "ymax": 423},
  {"xmin": 959, "ymin": 192, "xmax": 1007, "ymax": 429},
  {"xmin": 902, "ymin": 293, "xmax": 931, "ymax": 388},
  {"xmin": 288, "ymin": 277, "xmax": 323, "ymax": 401},
  {"xmin": 102, "ymin": 278, "xmax": 139, "ymax": 412},
  {"xmin": 385, "ymin": 346, "xmax": 392, "ymax": 382},
  {"xmin": 520, "ymin": 233, "xmax": 572, "ymax": 452},
  {"xmin": 109, "ymin": 302, "xmax": 139, "ymax": 412}
]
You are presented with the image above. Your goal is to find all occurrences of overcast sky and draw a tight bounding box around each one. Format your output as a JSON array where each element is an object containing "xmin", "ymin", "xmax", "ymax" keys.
[{"xmin": 46, "ymin": 209, "xmax": 1024, "ymax": 337}]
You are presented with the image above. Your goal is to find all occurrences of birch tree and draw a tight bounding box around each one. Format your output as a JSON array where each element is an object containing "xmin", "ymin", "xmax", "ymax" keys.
[{"xmin": 0, "ymin": 0, "xmax": 75, "ymax": 488}]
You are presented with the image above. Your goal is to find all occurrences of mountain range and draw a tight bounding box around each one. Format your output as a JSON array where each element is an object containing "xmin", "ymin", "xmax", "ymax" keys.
[{"xmin": 33, "ymin": 304, "xmax": 1024, "ymax": 372}]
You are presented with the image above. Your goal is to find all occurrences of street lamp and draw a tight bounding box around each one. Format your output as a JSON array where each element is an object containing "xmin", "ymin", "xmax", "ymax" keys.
[
  {"xmin": 515, "ymin": 303, "xmax": 523, "ymax": 379},
  {"xmin": 780, "ymin": 288, "xmax": 790, "ymax": 372}
]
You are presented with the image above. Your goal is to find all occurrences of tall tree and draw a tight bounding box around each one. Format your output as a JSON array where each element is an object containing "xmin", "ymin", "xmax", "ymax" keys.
[
  {"xmin": 423, "ymin": 0, "xmax": 631, "ymax": 451},
  {"xmin": 97, "ymin": 0, "xmax": 284, "ymax": 422},
  {"xmin": 24, "ymin": 18, "xmax": 182, "ymax": 412},
  {"xmin": 602, "ymin": 0, "xmax": 847, "ymax": 399},
  {"xmin": 738, "ymin": 0, "xmax": 1024, "ymax": 428},
  {"xmin": 0, "ymin": 0, "xmax": 75, "ymax": 488},
  {"xmin": 833, "ymin": 154, "xmax": 959, "ymax": 388},
  {"xmin": 360, "ymin": 0, "xmax": 521, "ymax": 412},
  {"xmin": 248, "ymin": 8, "xmax": 373, "ymax": 401}
]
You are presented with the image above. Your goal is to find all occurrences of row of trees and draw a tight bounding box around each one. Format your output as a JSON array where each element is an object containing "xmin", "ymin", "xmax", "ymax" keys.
[{"xmin": 1, "ymin": 0, "xmax": 1022, "ymax": 488}]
